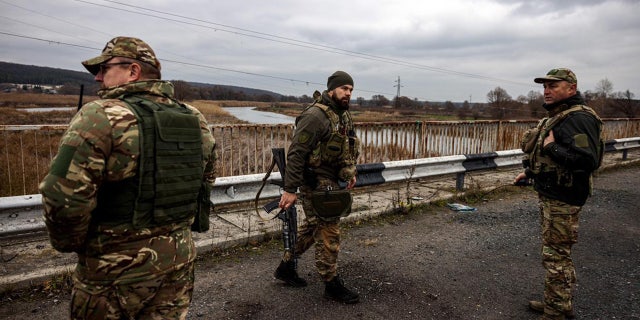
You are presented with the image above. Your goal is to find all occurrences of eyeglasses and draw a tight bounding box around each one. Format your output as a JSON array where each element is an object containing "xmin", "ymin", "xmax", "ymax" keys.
[{"xmin": 99, "ymin": 62, "xmax": 132, "ymax": 73}]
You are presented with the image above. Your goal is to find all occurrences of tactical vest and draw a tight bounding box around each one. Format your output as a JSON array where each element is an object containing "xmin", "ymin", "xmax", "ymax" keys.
[
  {"xmin": 92, "ymin": 96, "xmax": 204, "ymax": 229},
  {"xmin": 306, "ymin": 102, "xmax": 360, "ymax": 171},
  {"xmin": 525, "ymin": 105, "xmax": 604, "ymax": 183}
]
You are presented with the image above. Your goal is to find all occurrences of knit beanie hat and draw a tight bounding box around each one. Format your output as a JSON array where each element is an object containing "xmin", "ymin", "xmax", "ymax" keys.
[{"xmin": 327, "ymin": 71, "xmax": 354, "ymax": 90}]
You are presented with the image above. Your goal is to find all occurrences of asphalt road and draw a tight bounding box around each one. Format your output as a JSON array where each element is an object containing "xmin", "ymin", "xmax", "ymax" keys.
[{"xmin": 1, "ymin": 163, "xmax": 638, "ymax": 320}]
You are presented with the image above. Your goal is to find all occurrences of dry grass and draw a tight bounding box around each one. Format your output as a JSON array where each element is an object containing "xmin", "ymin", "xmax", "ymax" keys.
[
  {"xmin": 351, "ymin": 110, "xmax": 405, "ymax": 122},
  {"xmin": 0, "ymin": 108, "xmax": 76, "ymax": 125},
  {"xmin": 0, "ymin": 129, "xmax": 60, "ymax": 196},
  {"xmin": 0, "ymin": 93, "xmax": 98, "ymax": 108},
  {"xmin": 253, "ymin": 103, "xmax": 456, "ymax": 122},
  {"xmin": 188, "ymin": 100, "xmax": 248, "ymax": 124},
  {"xmin": 253, "ymin": 102, "xmax": 305, "ymax": 118}
]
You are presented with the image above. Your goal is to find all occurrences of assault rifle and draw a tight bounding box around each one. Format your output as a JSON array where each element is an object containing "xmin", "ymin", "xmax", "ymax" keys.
[{"xmin": 257, "ymin": 148, "xmax": 298, "ymax": 266}]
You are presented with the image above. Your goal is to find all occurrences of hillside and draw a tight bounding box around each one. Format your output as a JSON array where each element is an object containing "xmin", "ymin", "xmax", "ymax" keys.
[
  {"xmin": 0, "ymin": 61, "xmax": 94, "ymax": 86},
  {"xmin": 0, "ymin": 61, "xmax": 282, "ymax": 100}
]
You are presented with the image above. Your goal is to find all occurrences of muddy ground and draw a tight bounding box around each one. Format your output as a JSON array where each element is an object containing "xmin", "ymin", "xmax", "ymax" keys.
[{"xmin": 1, "ymin": 164, "xmax": 639, "ymax": 320}]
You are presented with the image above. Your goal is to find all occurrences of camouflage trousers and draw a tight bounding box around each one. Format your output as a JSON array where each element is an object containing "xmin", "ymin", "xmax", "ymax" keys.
[
  {"xmin": 286, "ymin": 179, "xmax": 342, "ymax": 282},
  {"xmin": 70, "ymin": 261, "xmax": 195, "ymax": 320},
  {"xmin": 538, "ymin": 196, "xmax": 581, "ymax": 318}
]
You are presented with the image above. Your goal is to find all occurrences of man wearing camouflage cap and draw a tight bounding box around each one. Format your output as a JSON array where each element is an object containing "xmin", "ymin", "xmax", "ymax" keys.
[
  {"xmin": 274, "ymin": 71, "xmax": 361, "ymax": 304},
  {"xmin": 515, "ymin": 68, "xmax": 603, "ymax": 320},
  {"xmin": 39, "ymin": 36, "xmax": 217, "ymax": 319}
]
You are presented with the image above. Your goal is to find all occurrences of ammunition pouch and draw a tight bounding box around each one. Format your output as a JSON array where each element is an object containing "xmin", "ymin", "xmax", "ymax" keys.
[
  {"xmin": 191, "ymin": 181, "xmax": 212, "ymax": 232},
  {"xmin": 520, "ymin": 127, "xmax": 539, "ymax": 153},
  {"xmin": 323, "ymin": 132, "xmax": 345, "ymax": 160},
  {"xmin": 311, "ymin": 189, "xmax": 353, "ymax": 221}
]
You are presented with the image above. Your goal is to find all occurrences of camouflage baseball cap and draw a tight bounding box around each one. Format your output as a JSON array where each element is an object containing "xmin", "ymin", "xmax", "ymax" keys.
[
  {"xmin": 534, "ymin": 68, "xmax": 577, "ymax": 84},
  {"xmin": 82, "ymin": 36, "xmax": 161, "ymax": 75}
]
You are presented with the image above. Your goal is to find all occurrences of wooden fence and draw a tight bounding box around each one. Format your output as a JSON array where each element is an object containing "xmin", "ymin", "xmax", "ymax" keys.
[{"xmin": 2, "ymin": 119, "xmax": 639, "ymax": 196}]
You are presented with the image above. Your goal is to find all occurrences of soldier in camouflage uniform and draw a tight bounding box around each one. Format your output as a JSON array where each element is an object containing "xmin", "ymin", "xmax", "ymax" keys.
[
  {"xmin": 39, "ymin": 37, "xmax": 217, "ymax": 320},
  {"xmin": 274, "ymin": 71, "xmax": 361, "ymax": 304},
  {"xmin": 515, "ymin": 68, "xmax": 603, "ymax": 320}
]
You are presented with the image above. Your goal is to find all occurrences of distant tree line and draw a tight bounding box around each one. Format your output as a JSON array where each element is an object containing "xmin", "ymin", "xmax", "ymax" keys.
[
  {"xmin": 480, "ymin": 78, "xmax": 638, "ymax": 119},
  {"xmin": 2, "ymin": 61, "xmax": 637, "ymax": 119}
]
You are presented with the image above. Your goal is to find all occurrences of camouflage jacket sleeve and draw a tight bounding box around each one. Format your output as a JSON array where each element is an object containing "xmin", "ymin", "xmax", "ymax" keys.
[
  {"xmin": 39, "ymin": 100, "xmax": 137, "ymax": 252},
  {"xmin": 284, "ymin": 107, "xmax": 330, "ymax": 193}
]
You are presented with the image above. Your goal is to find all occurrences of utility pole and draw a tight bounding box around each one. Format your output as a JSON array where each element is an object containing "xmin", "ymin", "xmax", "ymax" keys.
[{"xmin": 394, "ymin": 76, "xmax": 403, "ymax": 108}]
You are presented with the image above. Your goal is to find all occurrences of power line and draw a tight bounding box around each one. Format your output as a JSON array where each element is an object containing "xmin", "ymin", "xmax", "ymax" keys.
[
  {"xmin": 1, "ymin": 0, "xmax": 542, "ymax": 101},
  {"xmin": 77, "ymin": 0, "xmax": 531, "ymax": 87},
  {"xmin": 0, "ymin": 14, "xmax": 105, "ymax": 48},
  {"xmin": 0, "ymin": 0, "xmax": 536, "ymax": 100},
  {"xmin": 0, "ymin": 0, "xmax": 110, "ymax": 39},
  {"xmin": 0, "ymin": 30, "xmax": 540, "ymax": 112},
  {"xmin": 0, "ymin": 31, "xmax": 97, "ymax": 50},
  {"xmin": 0, "ymin": 31, "xmax": 396, "ymax": 97}
]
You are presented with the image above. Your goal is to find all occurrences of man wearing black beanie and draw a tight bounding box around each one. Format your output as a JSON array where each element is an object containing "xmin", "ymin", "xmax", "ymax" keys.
[
  {"xmin": 327, "ymin": 70, "xmax": 354, "ymax": 93},
  {"xmin": 274, "ymin": 71, "xmax": 361, "ymax": 304}
]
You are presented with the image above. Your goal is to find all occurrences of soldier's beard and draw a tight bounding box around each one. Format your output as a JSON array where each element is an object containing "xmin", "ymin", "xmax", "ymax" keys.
[{"xmin": 333, "ymin": 96, "xmax": 350, "ymax": 110}]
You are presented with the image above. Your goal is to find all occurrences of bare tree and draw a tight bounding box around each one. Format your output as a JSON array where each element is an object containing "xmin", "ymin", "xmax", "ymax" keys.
[
  {"xmin": 486, "ymin": 86, "xmax": 512, "ymax": 119},
  {"xmin": 589, "ymin": 78, "xmax": 615, "ymax": 116},
  {"xmin": 595, "ymin": 78, "xmax": 614, "ymax": 98},
  {"xmin": 173, "ymin": 80, "xmax": 194, "ymax": 101},
  {"xmin": 457, "ymin": 100, "xmax": 471, "ymax": 119},
  {"xmin": 524, "ymin": 90, "xmax": 545, "ymax": 118},
  {"xmin": 611, "ymin": 90, "xmax": 638, "ymax": 118},
  {"xmin": 394, "ymin": 96, "xmax": 419, "ymax": 109},
  {"xmin": 371, "ymin": 95, "xmax": 390, "ymax": 107},
  {"xmin": 471, "ymin": 102, "xmax": 485, "ymax": 119}
]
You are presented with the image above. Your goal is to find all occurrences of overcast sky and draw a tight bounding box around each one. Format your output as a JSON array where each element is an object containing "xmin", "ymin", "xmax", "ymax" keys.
[{"xmin": 1, "ymin": 0, "xmax": 639, "ymax": 102}]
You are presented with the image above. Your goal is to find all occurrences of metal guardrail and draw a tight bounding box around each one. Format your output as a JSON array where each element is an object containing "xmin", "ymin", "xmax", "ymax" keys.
[
  {"xmin": 1, "ymin": 137, "xmax": 639, "ymax": 239},
  {"xmin": 3, "ymin": 118, "xmax": 639, "ymax": 197},
  {"xmin": 605, "ymin": 137, "xmax": 640, "ymax": 160}
]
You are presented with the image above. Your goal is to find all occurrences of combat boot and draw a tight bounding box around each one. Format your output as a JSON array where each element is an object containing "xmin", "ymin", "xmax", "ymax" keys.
[
  {"xmin": 274, "ymin": 260, "xmax": 307, "ymax": 287},
  {"xmin": 324, "ymin": 275, "xmax": 359, "ymax": 304},
  {"xmin": 529, "ymin": 300, "xmax": 575, "ymax": 319}
]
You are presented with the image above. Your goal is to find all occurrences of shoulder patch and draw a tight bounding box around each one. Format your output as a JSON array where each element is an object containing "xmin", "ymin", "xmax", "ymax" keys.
[{"xmin": 298, "ymin": 131, "xmax": 312, "ymax": 144}]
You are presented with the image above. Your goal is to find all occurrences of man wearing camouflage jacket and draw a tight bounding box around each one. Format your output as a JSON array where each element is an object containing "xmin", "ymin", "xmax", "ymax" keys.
[
  {"xmin": 515, "ymin": 68, "xmax": 603, "ymax": 320},
  {"xmin": 39, "ymin": 36, "xmax": 216, "ymax": 319},
  {"xmin": 274, "ymin": 71, "xmax": 361, "ymax": 304}
]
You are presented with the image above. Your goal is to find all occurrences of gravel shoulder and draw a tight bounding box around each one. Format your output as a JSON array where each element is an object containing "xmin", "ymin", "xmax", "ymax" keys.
[{"xmin": 1, "ymin": 164, "xmax": 639, "ymax": 320}]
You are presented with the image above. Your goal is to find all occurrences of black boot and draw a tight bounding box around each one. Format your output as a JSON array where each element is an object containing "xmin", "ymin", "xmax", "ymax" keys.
[
  {"xmin": 274, "ymin": 260, "xmax": 307, "ymax": 287},
  {"xmin": 324, "ymin": 275, "xmax": 359, "ymax": 304}
]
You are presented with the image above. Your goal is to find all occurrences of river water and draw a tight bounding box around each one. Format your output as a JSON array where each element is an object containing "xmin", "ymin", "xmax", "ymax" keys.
[{"xmin": 223, "ymin": 107, "xmax": 295, "ymax": 124}]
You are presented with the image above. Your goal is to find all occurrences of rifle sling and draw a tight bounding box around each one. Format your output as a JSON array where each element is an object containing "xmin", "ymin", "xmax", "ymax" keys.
[{"xmin": 255, "ymin": 158, "xmax": 280, "ymax": 221}]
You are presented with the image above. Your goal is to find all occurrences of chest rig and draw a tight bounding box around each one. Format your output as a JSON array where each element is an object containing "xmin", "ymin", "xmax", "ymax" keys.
[
  {"xmin": 521, "ymin": 105, "xmax": 603, "ymax": 190},
  {"xmin": 307, "ymin": 103, "xmax": 359, "ymax": 170}
]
